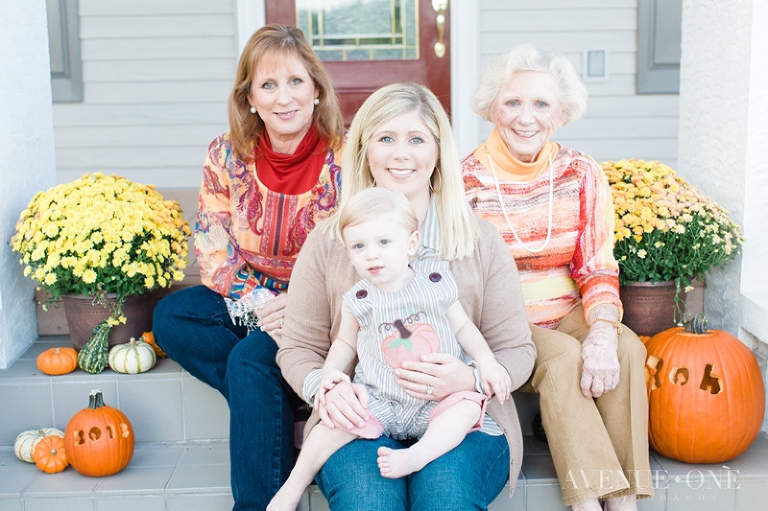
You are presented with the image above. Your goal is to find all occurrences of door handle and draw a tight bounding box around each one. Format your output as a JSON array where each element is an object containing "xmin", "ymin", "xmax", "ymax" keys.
[{"xmin": 432, "ymin": 0, "xmax": 448, "ymax": 58}]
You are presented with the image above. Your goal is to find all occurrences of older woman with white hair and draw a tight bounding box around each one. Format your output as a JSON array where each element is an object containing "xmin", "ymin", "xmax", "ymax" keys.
[{"xmin": 462, "ymin": 44, "xmax": 652, "ymax": 511}]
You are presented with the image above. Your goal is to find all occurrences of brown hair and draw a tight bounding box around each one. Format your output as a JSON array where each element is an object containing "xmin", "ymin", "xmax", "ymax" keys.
[{"xmin": 227, "ymin": 24, "xmax": 344, "ymax": 161}]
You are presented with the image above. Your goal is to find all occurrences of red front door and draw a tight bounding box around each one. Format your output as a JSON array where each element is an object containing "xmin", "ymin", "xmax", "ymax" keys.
[{"xmin": 265, "ymin": 0, "xmax": 451, "ymax": 125}]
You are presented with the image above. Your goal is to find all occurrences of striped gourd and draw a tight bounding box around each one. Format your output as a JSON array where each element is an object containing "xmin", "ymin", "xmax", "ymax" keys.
[
  {"xmin": 108, "ymin": 337, "xmax": 156, "ymax": 374},
  {"xmin": 14, "ymin": 428, "xmax": 65, "ymax": 463},
  {"xmin": 77, "ymin": 320, "xmax": 113, "ymax": 374}
]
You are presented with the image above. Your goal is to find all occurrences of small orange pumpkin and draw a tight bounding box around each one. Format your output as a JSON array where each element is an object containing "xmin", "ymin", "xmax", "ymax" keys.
[
  {"xmin": 140, "ymin": 331, "xmax": 167, "ymax": 358},
  {"xmin": 34, "ymin": 435, "xmax": 69, "ymax": 474},
  {"xmin": 64, "ymin": 389, "xmax": 135, "ymax": 477},
  {"xmin": 37, "ymin": 347, "xmax": 78, "ymax": 375},
  {"xmin": 645, "ymin": 314, "xmax": 766, "ymax": 463},
  {"xmin": 14, "ymin": 428, "xmax": 65, "ymax": 463}
]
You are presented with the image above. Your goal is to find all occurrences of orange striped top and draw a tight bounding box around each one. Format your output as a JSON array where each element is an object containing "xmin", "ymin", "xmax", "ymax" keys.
[{"xmin": 462, "ymin": 136, "xmax": 621, "ymax": 329}]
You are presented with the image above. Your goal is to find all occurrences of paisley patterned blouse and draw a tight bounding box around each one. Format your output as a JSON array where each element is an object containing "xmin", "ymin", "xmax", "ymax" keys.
[{"xmin": 195, "ymin": 134, "xmax": 341, "ymax": 299}]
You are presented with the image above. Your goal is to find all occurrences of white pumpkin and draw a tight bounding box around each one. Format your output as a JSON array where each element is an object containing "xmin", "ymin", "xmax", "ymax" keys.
[
  {"xmin": 14, "ymin": 428, "xmax": 65, "ymax": 463},
  {"xmin": 108, "ymin": 337, "xmax": 157, "ymax": 374}
]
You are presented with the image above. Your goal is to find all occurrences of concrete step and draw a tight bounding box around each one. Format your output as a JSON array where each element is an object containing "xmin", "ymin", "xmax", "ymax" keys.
[
  {"xmin": 0, "ymin": 336, "xmax": 228, "ymax": 447},
  {"xmin": 2, "ymin": 337, "xmax": 768, "ymax": 511}
]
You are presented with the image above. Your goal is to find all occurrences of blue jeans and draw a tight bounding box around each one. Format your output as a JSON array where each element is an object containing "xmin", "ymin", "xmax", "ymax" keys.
[
  {"xmin": 153, "ymin": 285, "xmax": 300, "ymax": 511},
  {"xmin": 316, "ymin": 431, "xmax": 510, "ymax": 511}
]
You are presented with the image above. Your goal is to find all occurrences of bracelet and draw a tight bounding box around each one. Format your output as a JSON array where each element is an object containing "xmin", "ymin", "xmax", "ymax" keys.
[{"xmin": 590, "ymin": 318, "xmax": 623, "ymax": 335}]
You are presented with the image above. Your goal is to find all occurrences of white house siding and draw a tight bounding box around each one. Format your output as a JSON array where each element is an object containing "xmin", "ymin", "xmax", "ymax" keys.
[
  {"xmin": 52, "ymin": 0, "xmax": 237, "ymax": 188},
  {"xmin": 475, "ymin": 0, "xmax": 679, "ymax": 170},
  {"xmin": 51, "ymin": 1, "xmax": 681, "ymax": 188}
]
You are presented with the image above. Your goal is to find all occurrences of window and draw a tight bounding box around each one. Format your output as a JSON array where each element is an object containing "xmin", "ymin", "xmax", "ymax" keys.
[
  {"xmin": 296, "ymin": 0, "xmax": 419, "ymax": 61},
  {"xmin": 637, "ymin": 0, "xmax": 682, "ymax": 94},
  {"xmin": 47, "ymin": 0, "xmax": 83, "ymax": 102}
]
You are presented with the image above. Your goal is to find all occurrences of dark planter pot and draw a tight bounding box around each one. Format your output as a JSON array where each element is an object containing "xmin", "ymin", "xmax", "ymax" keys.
[
  {"xmin": 619, "ymin": 281, "xmax": 686, "ymax": 338},
  {"xmin": 61, "ymin": 293, "xmax": 160, "ymax": 351}
]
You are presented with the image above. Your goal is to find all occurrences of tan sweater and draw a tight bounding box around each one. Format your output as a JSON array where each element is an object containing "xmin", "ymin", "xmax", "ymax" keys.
[{"xmin": 277, "ymin": 219, "xmax": 536, "ymax": 494}]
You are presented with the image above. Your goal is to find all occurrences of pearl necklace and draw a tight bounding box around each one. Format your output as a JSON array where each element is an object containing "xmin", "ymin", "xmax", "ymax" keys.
[{"xmin": 485, "ymin": 147, "xmax": 554, "ymax": 254}]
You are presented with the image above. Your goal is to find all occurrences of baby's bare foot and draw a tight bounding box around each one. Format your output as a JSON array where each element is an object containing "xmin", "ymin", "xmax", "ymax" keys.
[
  {"xmin": 377, "ymin": 446, "xmax": 426, "ymax": 479},
  {"xmin": 266, "ymin": 478, "xmax": 305, "ymax": 511}
]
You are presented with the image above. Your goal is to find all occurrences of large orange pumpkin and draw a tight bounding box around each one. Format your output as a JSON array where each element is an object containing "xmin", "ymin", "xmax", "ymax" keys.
[
  {"xmin": 644, "ymin": 314, "xmax": 765, "ymax": 463},
  {"xmin": 64, "ymin": 389, "xmax": 135, "ymax": 477}
]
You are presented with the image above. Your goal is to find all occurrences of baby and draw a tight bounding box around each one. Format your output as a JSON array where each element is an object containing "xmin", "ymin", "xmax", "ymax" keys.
[{"xmin": 268, "ymin": 187, "xmax": 512, "ymax": 511}]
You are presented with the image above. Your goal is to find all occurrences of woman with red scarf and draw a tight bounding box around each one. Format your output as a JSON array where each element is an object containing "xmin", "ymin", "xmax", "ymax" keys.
[{"xmin": 152, "ymin": 24, "xmax": 344, "ymax": 511}]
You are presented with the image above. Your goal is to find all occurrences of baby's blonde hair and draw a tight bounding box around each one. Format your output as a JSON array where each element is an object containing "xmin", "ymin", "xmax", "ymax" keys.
[{"xmin": 338, "ymin": 188, "xmax": 418, "ymax": 243}]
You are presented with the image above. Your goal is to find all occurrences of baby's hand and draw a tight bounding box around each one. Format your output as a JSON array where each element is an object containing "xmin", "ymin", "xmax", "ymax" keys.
[
  {"xmin": 314, "ymin": 370, "xmax": 351, "ymax": 408},
  {"xmin": 478, "ymin": 360, "xmax": 512, "ymax": 404}
]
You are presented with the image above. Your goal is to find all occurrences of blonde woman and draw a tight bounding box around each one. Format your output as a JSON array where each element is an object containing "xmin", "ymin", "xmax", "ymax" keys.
[{"xmin": 277, "ymin": 82, "xmax": 536, "ymax": 510}]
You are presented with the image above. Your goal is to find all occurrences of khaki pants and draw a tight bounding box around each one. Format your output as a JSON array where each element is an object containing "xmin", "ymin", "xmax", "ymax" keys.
[{"xmin": 520, "ymin": 306, "xmax": 654, "ymax": 506}]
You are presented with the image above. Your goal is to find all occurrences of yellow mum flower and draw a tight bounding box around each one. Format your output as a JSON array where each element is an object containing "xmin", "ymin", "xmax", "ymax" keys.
[
  {"xmin": 601, "ymin": 159, "xmax": 743, "ymax": 290},
  {"xmin": 82, "ymin": 269, "xmax": 98, "ymax": 284},
  {"xmin": 11, "ymin": 173, "xmax": 191, "ymax": 303}
]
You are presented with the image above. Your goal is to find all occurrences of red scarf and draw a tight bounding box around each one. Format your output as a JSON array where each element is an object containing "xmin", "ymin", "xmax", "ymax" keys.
[{"xmin": 254, "ymin": 125, "xmax": 327, "ymax": 195}]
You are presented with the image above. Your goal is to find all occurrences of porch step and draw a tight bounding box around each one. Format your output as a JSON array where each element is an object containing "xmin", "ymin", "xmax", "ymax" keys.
[{"xmin": 2, "ymin": 338, "xmax": 768, "ymax": 511}]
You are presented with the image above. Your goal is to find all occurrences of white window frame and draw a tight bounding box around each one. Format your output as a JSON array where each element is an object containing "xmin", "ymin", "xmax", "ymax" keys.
[
  {"xmin": 47, "ymin": 0, "xmax": 83, "ymax": 102},
  {"xmin": 637, "ymin": 0, "xmax": 682, "ymax": 94}
]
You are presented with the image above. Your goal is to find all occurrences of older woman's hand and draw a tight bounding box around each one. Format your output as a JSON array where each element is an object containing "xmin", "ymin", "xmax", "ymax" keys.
[
  {"xmin": 394, "ymin": 353, "xmax": 476, "ymax": 401},
  {"xmin": 316, "ymin": 380, "xmax": 370, "ymax": 430},
  {"xmin": 580, "ymin": 323, "xmax": 620, "ymax": 398},
  {"xmin": 257, "ymin": 292, "xmax": 287, "ymax": 339}
]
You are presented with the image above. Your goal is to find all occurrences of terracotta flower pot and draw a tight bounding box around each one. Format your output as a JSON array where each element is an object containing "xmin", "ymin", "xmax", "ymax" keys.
[
  {"xmin": 619, "ymin": 281, "xmax": 686, "ymax": 338},
  {"xmin": 61, "ymin": 293, "xmax": 160, "ymax": 351}
]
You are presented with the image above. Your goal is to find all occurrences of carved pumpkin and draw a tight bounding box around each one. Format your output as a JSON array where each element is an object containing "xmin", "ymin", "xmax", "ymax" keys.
[
  {"xmin": 37, "ymin": 347, "xmax": 78, "ymax": 375},
  {"xmin": 14, "ymin": 428, "xmax": 65, "ymax": 463},
  {"xmin": 34, "ymin": 435, "xmax": 69, "ymax": 474},
  {"xmin": 380, "ymin": 315, "xmax": 440, "ymax": 370},
  {"xmin": 64, "ymin": 389, "xmax": 135, "ymax": 476},
  {"xmin": 644, "ymin": 314, "xmax": 765, "ymax": 463},
  {"xmin": 108, "ymin": 337, "xmax": 157, "ymax": 374}
]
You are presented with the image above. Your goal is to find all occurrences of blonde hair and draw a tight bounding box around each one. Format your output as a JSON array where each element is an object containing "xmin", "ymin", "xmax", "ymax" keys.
[
  {"xmin": 338, "ymin": 188, "xmax": 418, "ymax": 244},
  {"xmin": 327, "ymin": 82, "xmax": 478, "ymax": 261},
  {"xmin": 227, "ymin": 24, "xmax": 344, "ymax": 161},
  {"xmin": 472, "ymin": 43, "xmax": 587, "ymax": 126}
]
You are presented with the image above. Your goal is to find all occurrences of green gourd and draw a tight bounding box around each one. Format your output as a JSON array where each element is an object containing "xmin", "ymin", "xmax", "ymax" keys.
[{"xmin": 77, "ymin": 320, "xmax": 114, "ymax": 374}]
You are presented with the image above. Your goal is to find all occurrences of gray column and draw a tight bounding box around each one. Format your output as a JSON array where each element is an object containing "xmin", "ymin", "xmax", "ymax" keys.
[{"xmin": 0, "ymin": 0, "xmax": 58, "ymax": 368}]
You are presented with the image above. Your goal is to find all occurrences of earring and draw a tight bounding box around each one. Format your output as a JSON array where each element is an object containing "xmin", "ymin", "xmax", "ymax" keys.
[
  {"xmin": 429, "ymin": 171, "xmax": 442, "ymax": 193},
  {"xmin": 250, "ymin": 106, "xmax": 257, "ymax": 114},
  {"xmin": 313, "ymin": 98, "xmax": 320, "ymax": 105}
]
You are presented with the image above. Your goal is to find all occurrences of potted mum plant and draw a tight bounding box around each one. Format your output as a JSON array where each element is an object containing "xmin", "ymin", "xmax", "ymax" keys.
[
  {"xmin": 601, "ymin": 159, "xmax": 744, "ymax": 336},
  {"xmin": 11, "ymin": 173, "xmax": 191, "ymax": 372}
]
